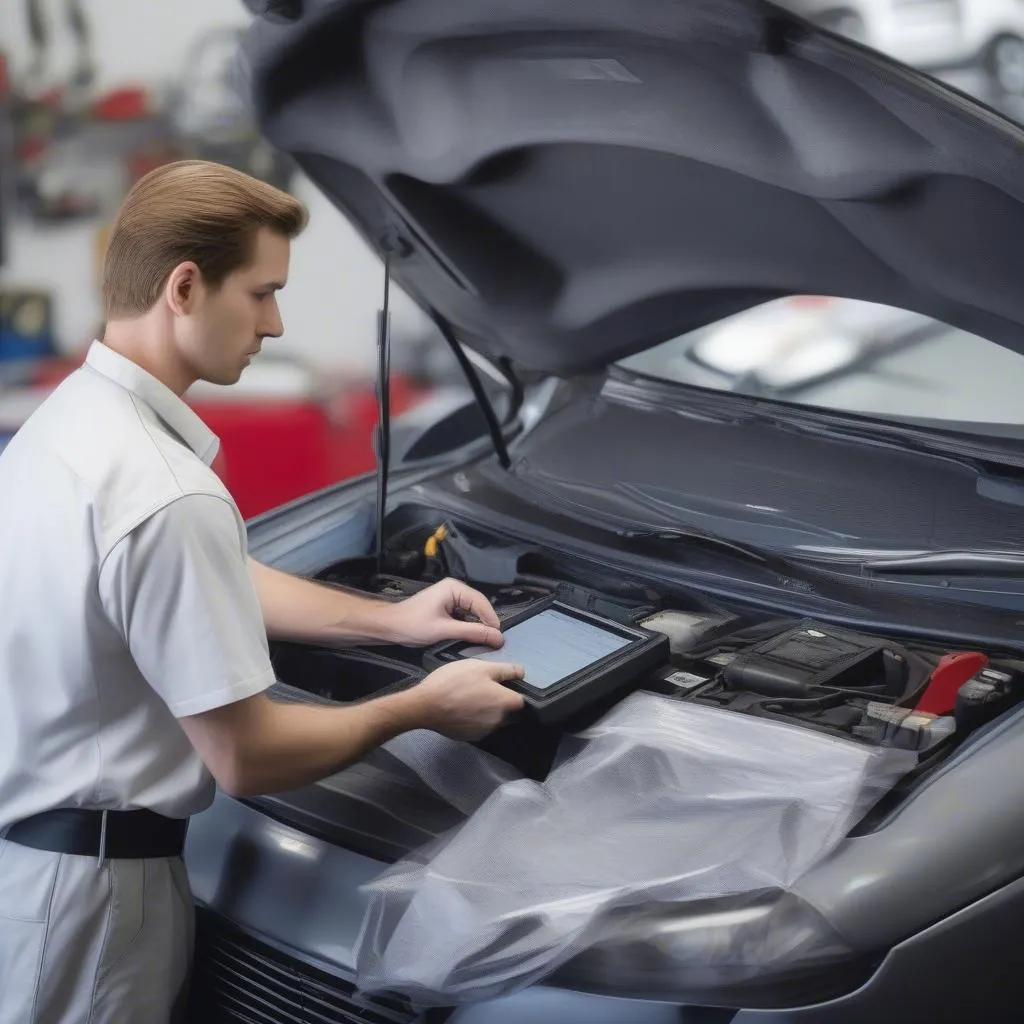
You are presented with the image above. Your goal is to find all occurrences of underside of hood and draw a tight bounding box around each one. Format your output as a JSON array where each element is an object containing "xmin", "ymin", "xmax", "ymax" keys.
[{"xmin": 243, "ymin": 0, "xmax": 1024, "ymax": 376}]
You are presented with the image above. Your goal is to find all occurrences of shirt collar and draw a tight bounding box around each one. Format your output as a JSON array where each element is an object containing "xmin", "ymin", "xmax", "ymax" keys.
[{"xmin": 85, "ymin": 341, "xmax": 220, "ymax": 466}]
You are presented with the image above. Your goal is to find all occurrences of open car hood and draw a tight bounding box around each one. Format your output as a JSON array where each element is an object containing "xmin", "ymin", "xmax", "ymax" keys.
[{"xmin": 243, "ymin": 0, "xmax": 1024, "ymax": 377}]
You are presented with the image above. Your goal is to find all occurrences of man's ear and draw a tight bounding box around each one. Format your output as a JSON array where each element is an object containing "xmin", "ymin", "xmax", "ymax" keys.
[{"xmin": 164, "ymin": 261, "xmax": 203, "ymax": 316}]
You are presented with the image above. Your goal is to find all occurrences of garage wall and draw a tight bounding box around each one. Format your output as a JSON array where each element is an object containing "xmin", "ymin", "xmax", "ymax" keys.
[{"xmin": 0, "ymin": 0, "xmax": 432, "ymax": 374}]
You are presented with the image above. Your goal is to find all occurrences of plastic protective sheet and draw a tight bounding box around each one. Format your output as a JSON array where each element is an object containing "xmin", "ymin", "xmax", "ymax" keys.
[
  {"xmin": 381, "ymin": 726, "xmax": 522, "ymax": 816},
  {"xmin": 355, "ymin": 692, "xmax": 918, "ymax": 1006}
]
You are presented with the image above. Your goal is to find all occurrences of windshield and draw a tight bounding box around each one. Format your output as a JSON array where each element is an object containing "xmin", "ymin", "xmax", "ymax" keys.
[{"xmin": 618, "ymin": 297, "xmax": 1024, "ymax": 437}]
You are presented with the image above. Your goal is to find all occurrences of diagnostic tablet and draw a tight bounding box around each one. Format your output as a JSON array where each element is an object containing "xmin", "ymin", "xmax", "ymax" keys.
[{"xmin": 424, "ymin": 598, "xmax": 669, "ymax": 724}]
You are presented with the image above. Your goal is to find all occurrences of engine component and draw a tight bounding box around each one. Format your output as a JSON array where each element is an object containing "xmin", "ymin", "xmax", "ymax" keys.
[
  {"xmin": 723, "ymin": 621, "xmax": 901, "ymax": 698},
  {"xmin": 855, "ymin": 702, "xmax": 956, "ymax": 751},
  {"xmin": 954, "ymin": 667, "xmax": 1018, "ymax": 733},
  {"xmin": 639, "ymin": 609, "xmax": 737, "ymax": 655},
  {"xmin": 915, "ymin": 651, "xmax": 989, "ymax": 716}
]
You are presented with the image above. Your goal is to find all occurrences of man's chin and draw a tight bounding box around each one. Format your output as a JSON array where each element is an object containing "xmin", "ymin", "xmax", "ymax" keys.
[{"xmin": 202, "ymin": 367, "xmax": 245, "ymax": 387}]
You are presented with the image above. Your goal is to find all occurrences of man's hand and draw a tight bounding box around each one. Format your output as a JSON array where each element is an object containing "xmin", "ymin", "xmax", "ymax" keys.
[
  {"xmin": 249, "ymin": 562, "xmax": 506, "ymax": 649},
  {"xmin": 406, "ymin": 660, "xmax": 525, "ymax": 741},
  {"xmin": 384, "ymin": 578, "xmax": 505, "ymax": 648}
]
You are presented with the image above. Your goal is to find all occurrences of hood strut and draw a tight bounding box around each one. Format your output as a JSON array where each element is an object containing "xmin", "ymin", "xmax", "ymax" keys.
[
  {"xmin": 373, "ymin": 252, "xmax": 513, "ymax": 570},
  {"xmin": 373, "ymin": 251, "xmax": 393, "ymax": 573},
  {"xmin": 430, "ymin": 312, "xmax": 512, "ymax": 471}
]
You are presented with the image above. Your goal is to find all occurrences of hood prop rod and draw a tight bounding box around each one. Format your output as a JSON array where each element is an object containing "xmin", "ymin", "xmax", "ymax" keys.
[
  {"xmin": 373, "ymin": 249, "xmax": 514, "ymax": 569},
  {"xmin": 430, "ymin": 312, "xmax": 512, "ymax": 470},
  {"xmin": 373, "ymin": 252, "xmax": 393, "ymax": 574}
]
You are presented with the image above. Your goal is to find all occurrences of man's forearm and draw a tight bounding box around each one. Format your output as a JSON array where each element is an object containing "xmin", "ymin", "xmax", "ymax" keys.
[
  {"xmin": 248, "ymin": 558, "xmax": 400, "ymax": 646},
  {"xmin": 183, "ymin": 687, "xmax": 429, "ymax": 797}
]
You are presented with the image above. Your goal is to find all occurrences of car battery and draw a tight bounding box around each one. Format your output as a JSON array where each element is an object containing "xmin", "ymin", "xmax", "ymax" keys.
[{"xmin": 722, "ymin": 621, "xmax": 908, "ymax": 699}]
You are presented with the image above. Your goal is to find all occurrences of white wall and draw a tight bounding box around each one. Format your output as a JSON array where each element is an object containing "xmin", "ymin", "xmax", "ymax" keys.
[{"xmin": 0, "ymin": 0, "xmax": 431, "ymax": 374}]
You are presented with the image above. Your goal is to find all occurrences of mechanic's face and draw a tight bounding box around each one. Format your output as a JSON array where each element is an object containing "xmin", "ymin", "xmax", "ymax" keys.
[{"xmin": 176, "ymin": 227, "xmax": 290, "ymax": 387}]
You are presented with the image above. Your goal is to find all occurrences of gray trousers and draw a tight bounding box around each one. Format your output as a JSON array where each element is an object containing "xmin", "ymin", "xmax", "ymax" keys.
[{"xmin": 0, "ymin": 838, "xmax": 193, "ymax": 1023}]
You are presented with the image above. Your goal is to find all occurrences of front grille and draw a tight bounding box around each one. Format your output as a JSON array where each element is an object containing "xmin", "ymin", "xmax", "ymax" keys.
[{"xmin": 189, "ymin": 908, "xmax": 414, "ymax": 1024}]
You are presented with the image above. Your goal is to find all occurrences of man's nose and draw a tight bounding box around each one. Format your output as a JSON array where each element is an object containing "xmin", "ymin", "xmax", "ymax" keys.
[{"xmin": 261, "ymin": 298, "xmax": 284, "ymax": 339}]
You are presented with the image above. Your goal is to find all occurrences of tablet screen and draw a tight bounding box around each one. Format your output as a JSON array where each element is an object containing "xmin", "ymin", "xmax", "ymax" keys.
[{"xmin": 458, "ymin": 608, "xmax": 632, "ymax": 690}]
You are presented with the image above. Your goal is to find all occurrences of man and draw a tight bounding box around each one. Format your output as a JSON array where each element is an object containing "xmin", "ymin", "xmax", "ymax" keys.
[{"xmin": 0, "ymin": 160, "xmax": 524, "ymax": 1024}]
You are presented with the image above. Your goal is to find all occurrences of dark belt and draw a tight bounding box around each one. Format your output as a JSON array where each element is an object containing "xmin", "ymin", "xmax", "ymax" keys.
[{"xmin": 3, "ymin": 808, "xmax": 188, "ymax": 859}]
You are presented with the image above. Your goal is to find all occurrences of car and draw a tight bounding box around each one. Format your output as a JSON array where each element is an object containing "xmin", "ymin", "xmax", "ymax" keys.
[
  {"xmin": 621, "ymin": 293, "xmax": 1024, "ymax": 424},
  {"xmin": 184, "ymin": 0, "xmax": 1024, "ymax": 1021},
  {"xmin": 785, "ymin": 0, "xmax": 1024, "ymax": 98}
]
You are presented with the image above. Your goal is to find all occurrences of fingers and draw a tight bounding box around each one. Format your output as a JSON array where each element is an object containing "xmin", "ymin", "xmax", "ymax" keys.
[
  {"xmin": 499, "ymin": 688, "xmax": 525, "ymax": 713},
  {"xmin": 485, "ymin": 661, "xmax": 525, "ymax": 684},
  {"xmin": 483, "ymin": 669, "xmax": 526, "ymax": 715},
  {"xmin": 447, "ymin": 580, "xmax": 501, "ymax": 630},
  {"xmin": 448, "ymin": 619, "xmax": 505, "ymax": 649}
]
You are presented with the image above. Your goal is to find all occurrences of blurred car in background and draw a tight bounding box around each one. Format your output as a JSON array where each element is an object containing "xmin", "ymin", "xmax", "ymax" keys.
[
  {"xmin": 789, "ymin": 0, "xmax": 1024, "ymax": 96},
  {"xmin": 622, "ymin": 294, "xmax": 1024, "ymax": 429}
]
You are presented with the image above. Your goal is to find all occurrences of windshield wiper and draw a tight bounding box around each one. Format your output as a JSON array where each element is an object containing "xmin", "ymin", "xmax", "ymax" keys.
[
  {"xmin": 614, "ymin": 526, "xmax": 816, "ymax": 582},
  {"xmin": 864, "ymin": 550, "xmax": 1024, "ymax": 577},
  {"xmin": 618, "ymin": 532, "xmax": 1024, "ymax": 580},
  {"xmin": 617, "ymin": 526, "xmax": 766, "ymax": 562},
  {"xmin": 617, "ymin": 372, "xmax": 1024, "ymax": 474}
]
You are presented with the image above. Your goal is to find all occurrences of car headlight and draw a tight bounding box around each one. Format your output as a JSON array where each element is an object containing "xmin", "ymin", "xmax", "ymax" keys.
[{"xmin": 556, "ymin": 890, "xmax": 864, "ymax": 1006}]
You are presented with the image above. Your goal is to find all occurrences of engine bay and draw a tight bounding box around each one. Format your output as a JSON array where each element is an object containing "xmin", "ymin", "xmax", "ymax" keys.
[
  {"xmin": 267, "ymin": 514, "xmax": 1024, "ymax": 800},
  {"xmin": 230, "ymin": 493, "xmax": 1024, "ymax": 1016}
]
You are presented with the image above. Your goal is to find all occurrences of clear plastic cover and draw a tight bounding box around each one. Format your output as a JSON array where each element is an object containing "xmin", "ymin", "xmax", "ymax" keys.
[
  {"xmin": 381, "ymin": 727, "xmax": 521, "ymax": 816},
  {"xmin": 355, "ymin": 693, "xmax": 917, "ymax": 1006}
]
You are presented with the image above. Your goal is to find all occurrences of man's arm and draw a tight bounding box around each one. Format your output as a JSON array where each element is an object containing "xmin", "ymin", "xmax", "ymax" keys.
[
  {"xmin": 247, "ymin": 557, "xmax": 399, "ymax": 646},
  {"xmin": 248, "ymin": 558, "xmax": 505, "ymax": 649},
  {"xmin": 179, "ymin": 659, "xmax": 524, "ymax": 796},
  {"xmin": 99, "ymin": 496, "xmax": 522, "ymax": 796}
]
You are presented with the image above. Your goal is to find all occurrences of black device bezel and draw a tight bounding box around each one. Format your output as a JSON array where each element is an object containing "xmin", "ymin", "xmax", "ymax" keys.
[{"xmin": 423, "ymin": 597, "xmax": 670, "ymax": 724}]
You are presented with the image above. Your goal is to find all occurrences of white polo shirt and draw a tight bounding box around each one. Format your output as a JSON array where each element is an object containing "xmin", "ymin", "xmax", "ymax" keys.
[{"xmin": 0, "ymin": 342, "xmax": 276, "ymax": 829}]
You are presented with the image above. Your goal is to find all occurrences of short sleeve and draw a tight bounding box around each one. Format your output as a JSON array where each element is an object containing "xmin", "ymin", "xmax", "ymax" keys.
[{"xmin": 99, "ymin": 493, "xmax": 275, "ymax": 717}]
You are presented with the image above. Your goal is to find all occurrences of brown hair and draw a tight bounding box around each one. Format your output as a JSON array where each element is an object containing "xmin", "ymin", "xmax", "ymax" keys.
[{"xmin": 102, "ymin": 160, "xmax": 308, "ymax": 319}]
